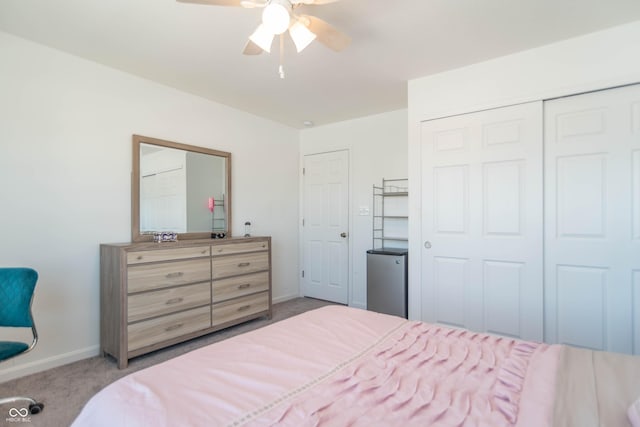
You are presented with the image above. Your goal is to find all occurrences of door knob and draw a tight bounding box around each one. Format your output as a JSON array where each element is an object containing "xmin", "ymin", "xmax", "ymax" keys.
[
  {"xmin": 424, "ymin": 241, "xmax": 432, "ymax": 249},
  {"xmin": 340, "ymin": 232, "xmax": 348, "ymax": 238}
]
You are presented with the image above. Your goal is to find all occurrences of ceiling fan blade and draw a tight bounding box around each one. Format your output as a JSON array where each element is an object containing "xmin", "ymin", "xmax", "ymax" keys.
[
  {"xmin": 302, "ymin": 15, "xmax": 351, "ymax": 52},
  {"xmin": 176, "ymin": 0, "xmax": 263, "ymax": 7},
  {"xmin": 242, "ymin": 39, "xmax": 264, "ymax": 55}
]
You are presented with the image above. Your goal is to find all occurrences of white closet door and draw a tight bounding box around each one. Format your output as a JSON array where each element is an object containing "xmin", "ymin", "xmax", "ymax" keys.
[
  {"xmin": 545, "ymin": 84, "xmax": 640, "ymax": 354},
  {"xmin": 420, "ymin": 102, "xmax": 543, "ymax": 341}
]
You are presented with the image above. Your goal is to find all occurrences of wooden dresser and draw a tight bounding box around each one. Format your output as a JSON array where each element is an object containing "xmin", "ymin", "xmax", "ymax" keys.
[{"xmin": 100, "ymin": 237, "xmax": 271, "ymax": 368}]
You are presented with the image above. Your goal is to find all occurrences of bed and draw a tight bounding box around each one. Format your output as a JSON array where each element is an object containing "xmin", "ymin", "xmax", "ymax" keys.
[{"xmin": 72, "ymin": 305, "xmax": 640, "ymax": 426}]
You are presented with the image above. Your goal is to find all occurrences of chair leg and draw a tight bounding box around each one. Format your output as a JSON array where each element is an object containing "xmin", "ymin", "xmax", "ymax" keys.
[{"xmin": 0, "ymin": 396, "xmax": 44, "ymax": 415}]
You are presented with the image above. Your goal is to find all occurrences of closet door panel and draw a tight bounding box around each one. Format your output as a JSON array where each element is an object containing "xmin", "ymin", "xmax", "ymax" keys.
[
  {"xmin": 635, "ymin": 271, "xmax": 640, "ymax": 355},
  {"xmin": 433, "ymin": 256, "xmax": 468, "ymax": 328},
  {"xmin": 483, "ymin": 160, "xmax": 524, "ymax": 237},
  {"xmin": 545, "ymin": 84, "xmax": 640, "ymax": 354},
  {"xmin": 555, "ymin": 265, "xmax": 607, "ymax": 350},
  {"xmin": 634, "ymin": 150, "xmax": 640, "ymax": 240},
  {"xmin": 484, "ymin": 260, "xmax": 525, "ymax": 337},
  {"xmin": 634, "ymin": 111, "xmax": 640, "ymax": 354},
  {"xmin": 421, "ymin": 102, "xmax": 543, "ymax": 340},
  {"xmin": 556, "ymin": 154, "xmax": 606, "ymax": 238},
  {"xmin": 434, "ymin": 165, "xmax": 468, "ymax": 234}
]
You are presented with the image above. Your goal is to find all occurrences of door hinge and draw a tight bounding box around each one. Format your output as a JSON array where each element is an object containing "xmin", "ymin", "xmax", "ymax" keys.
[
  {"xmin": 303, "ymin": 167, "xmax": 305, "ymax": 175},
  {"xmin": 302, "ymin": 270, "xmax": 305, "ymax": 278},
  {"xmin": 302, "ymin": 218, "xmax": 305, "ymax": 226}
]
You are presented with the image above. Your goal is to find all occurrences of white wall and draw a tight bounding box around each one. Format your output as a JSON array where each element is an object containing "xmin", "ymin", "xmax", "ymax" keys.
[
  {"xmin": 299, "ymin": 110, "xmax": 408, "ymax": 308},
  {"xmin": 408, "ymin": 21, "xmax": 640, "ymax": 321},
  {"xmin": 0, "ymin": 31, "xmax": 299, "ymax": 381}
]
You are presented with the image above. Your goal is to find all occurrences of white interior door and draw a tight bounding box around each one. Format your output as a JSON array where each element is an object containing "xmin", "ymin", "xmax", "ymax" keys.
[
  {"xmin": 420, "ymin": 102, "xmax": 543, "ymax": 341},
  {"xmin": 302, "ymin": 150, "xmax": 349, "ymax": 304},
  {"xmin": 545, "ymin": 84, "xmax": 640, "ymax": 354}
]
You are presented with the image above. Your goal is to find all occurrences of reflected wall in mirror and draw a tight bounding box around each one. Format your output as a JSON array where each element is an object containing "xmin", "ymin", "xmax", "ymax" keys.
[{"xmin": 132, "ymin": 135, "xmax": 231, "ymax": 242}]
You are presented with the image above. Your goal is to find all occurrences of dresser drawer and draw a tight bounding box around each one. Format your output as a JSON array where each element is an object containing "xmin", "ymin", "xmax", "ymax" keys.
[
  {"xmin": 127, "ymin": 246, "xmax": 210, "ymax": 265},
  {"xmin": 128, "ymin": 258, "xmax": 210, "ymax": 293},
  {"xmin": 212, "ymin": 292, "xmax": 269, "ymax": 326},
  {"xmin": 128, "ymin": 282, "xmax": 211, "ymax": 323},
  {"xmin": 212, "ymin": 240, "xmax": 269, "ymax": 257},
  {"xmin": 128, "ymin": 306, "xmax": 211, "ymax": 352},
  {"xmin": 212, "ymin": 252, "xmax": 269, "ymax": 280},
  {"xmin": 212, "ymin": 271, "xmax": 269, "ymax": 303}
]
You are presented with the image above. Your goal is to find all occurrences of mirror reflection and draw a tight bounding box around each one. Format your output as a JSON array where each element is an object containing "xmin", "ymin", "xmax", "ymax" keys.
[{"xmin": 132, "ymin": 135, "xmax": 231, "ymax": 241}]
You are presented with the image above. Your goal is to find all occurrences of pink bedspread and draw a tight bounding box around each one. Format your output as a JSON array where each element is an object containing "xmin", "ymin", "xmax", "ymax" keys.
[{"xmin": 72, "ymin": 306, "xmax": 559, "ymax": 427}]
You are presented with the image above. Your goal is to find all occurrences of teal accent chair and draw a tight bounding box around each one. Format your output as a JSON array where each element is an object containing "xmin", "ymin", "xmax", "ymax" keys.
[{"xmin": 0, "ymin": 268, "xmax": 44, "ymax": 415}]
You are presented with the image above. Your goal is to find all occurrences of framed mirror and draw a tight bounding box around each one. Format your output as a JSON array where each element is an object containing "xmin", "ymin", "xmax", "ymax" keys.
[{"xmin": 132, "ymin": 135, "xmax": 231, "ymax": 242}]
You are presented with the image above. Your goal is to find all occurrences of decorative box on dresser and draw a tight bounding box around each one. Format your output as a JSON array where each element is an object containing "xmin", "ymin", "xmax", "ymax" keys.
[{"xmin": 100, "ymin": 237, "xmax": 271, "ymax": 368}]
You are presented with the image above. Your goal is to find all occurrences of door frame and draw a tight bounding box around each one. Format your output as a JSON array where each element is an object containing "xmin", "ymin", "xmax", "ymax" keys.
[{"xmin": 298, "ymin": 149, "xmax": 352, "ymax": 305}]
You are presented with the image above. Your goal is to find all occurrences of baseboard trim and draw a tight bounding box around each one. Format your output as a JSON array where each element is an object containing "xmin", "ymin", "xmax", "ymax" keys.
[
  {"xmin": 0, "ymin": 345, "xmax": 100, "ymax": 383},
  {"xmin": 272, "ymin": 293, "xmax": 300, "ymax": 305}
]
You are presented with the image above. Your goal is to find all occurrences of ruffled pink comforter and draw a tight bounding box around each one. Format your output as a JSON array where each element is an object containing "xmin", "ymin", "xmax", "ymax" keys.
[{"xmin": 72, "ymin": 306, "xmax": 559, "ymax": 427}]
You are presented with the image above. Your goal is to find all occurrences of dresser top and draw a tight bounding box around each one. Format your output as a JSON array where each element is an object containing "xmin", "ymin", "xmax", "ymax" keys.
[{"xmin": 101, "ymin": 236, "xmax": 270, "ymax": 251}]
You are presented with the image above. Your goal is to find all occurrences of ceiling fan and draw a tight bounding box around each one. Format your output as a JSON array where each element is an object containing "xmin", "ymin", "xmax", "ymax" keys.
[{"xmin": 177, "ymin": 0, "xmax": 351, "ymax": 59}]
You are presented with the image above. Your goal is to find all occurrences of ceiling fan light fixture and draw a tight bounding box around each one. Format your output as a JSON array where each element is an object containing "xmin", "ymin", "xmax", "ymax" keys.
[
  {"xmin": 262, "ymin": 0, "xmax": 291, "ymax": 35},
  {"xmin": 289, "ymin": 20, "xmax": 316, "ymax": 52},
  {"xmin": 249, "ymin": 24, "xmax": 274, "ymax": 53}
]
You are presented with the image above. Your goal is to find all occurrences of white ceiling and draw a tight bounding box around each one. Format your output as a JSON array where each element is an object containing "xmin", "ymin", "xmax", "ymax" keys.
[{"xmin": 2, "ymin": 0, "xmax": 640, "ymax": 128}]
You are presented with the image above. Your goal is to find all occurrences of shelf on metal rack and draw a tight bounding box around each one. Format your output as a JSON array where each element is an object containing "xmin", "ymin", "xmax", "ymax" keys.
[{"xmin": 372, "ymin": 178, "xmax": 408, "ymax": 250}]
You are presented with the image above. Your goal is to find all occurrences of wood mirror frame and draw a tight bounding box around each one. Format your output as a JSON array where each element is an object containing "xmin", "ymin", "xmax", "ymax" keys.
[{"xmin": 131, "ymin": 134, "xmax": 232, "ymax": 242}]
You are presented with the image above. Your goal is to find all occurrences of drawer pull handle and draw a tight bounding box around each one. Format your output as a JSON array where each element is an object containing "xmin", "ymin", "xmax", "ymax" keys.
[
  {"xmin": 166, "ymin": 297, "xmax": 183, "ymax": 305},
  {"xmin": 165, "ymin": 323, "xmax": 183, "ymax": 332},
  {"xmin": 237, "ymin": 305, "xmax": 251, "ymax": 312},
  {"xmin": 136, "ymin": 255, "xmax": 144, "ymax": 260},
  {"xmin": 166, "ymin": 272, "xmax": 184, "ymax": 279},
  {"xmin": 238, "ymin": 284, "xmax": 251, "ymax": 290},
  {"xmin": 238, "ymin": 262, "xmax": 251, "ymax": 268}
]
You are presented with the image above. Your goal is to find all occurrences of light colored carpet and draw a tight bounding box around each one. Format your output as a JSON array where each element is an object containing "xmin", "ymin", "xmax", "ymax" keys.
[{"xmin": 0, "ymin": 297, "xmax": 335, "ymax": 427}]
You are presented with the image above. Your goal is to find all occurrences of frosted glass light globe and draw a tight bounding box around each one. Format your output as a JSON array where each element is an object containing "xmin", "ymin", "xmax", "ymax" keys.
[{"xmin": 262, "ymin": 2, "xmax": 290, "ymax": 35}]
